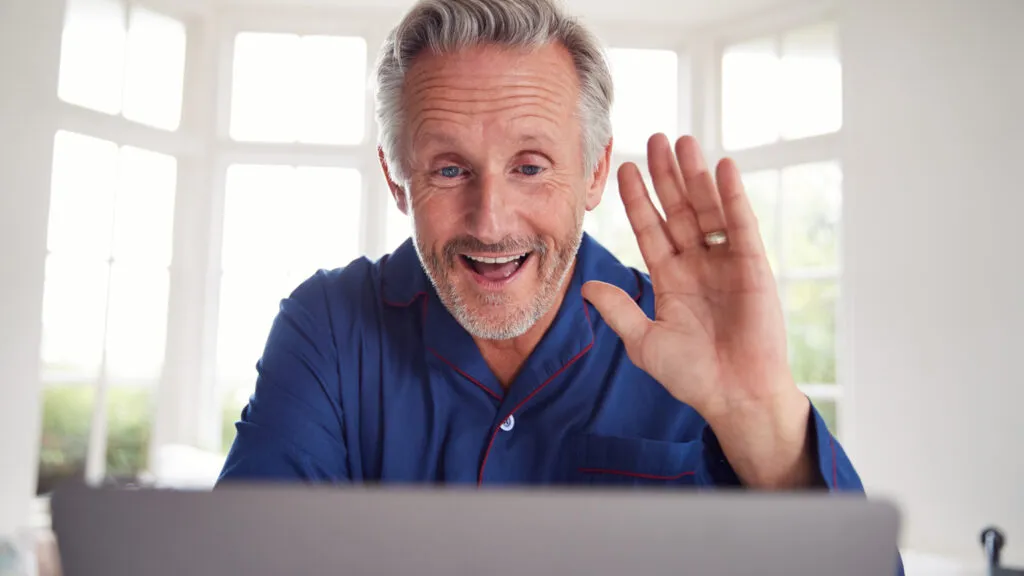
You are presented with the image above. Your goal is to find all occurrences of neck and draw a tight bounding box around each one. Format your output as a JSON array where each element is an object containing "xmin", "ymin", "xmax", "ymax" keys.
[{"xmin": 474, "ymin": 260, "xmax": 576, "ymax": 389}]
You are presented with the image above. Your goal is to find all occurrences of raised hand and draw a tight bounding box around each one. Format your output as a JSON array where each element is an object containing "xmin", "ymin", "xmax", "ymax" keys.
[{"xmin": 582, "ymin": 134, "xmax": 816, "ymax": 489}]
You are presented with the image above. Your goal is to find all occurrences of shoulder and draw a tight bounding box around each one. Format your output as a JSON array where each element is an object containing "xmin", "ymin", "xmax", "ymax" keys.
[
  {"xmin": 288, "ymin": 256, "xmax": 381, "ymax": 318},
  {"xmin": 284, "ymin": 239, "xmax": 428, "ymax": 339}
]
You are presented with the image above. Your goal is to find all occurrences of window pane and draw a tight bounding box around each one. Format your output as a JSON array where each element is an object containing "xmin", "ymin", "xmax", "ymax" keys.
[
  {"xmin": 49, "ymin": 131, "xmax": 118, "ymax": 258},
  {"xmin": 215, "ymin": 270, "xmax": 299, "ymax": 383},
  {"xmin": 113, "ymin": 146, "xmax": 177, "ymax": 266},
  {"xmin": 105, "ymin": 265, "xmax": 169, "ymax": 380},
  {"xmin": 780, "ymin": 23, "xmax": 842, "ymax": 140},
  {"xmin": 584, "ymin": 174, "xmax": 660, "ymax": 273},
  {"xmin": 810, "ymin": 397, "xmax": 838, "ymax": 436},
  {"xmin": 721, "ymin": 37, "xmax": 779, "ymax": 151},
  {"xmin": 741, "ymin": 170, "xmax": 780, "ymax": 272},
  {"xmin": 608, "ymin": 48, "xmax": 679, "ymax": 154},
  {"xmin": 230, "ymin": 33, "xmax": 367, "ymax": 144},
  {"xmin": 222, "ymin": 164, "xmax": 294, "ymax": 268},
  {"xmin": 781, "ymin": 161, "xmax": 841, "ymax": 270},
  {"xmin": 105, "ymin": 386, "xmax": 154, "ymax": 480},
  {"xmin": 230, "ymin": 33, "xmax": 299, "ymax": 142},
  {"xmin": 290, "ymin": 166, "xmax": 363, "ymax": 271},
  {"xmin": 786, "ymin": 280, "xmax": 837, "ymax": 384},
  {"xmin": 296, "ymin": 36, "xmax": 367, "ymax": 145},
  {"xmin": 37, "ymin": 386, "xmax": 95, "ymax": 495},
  {"xmin": 122, "ymin": 7, "xmax": 187, "ymax": 130},
  {"xmin": 58, "ymin": 0, "xmax": 126, "ymax": 114},
  {"xmin": 222, "ymin": 165, "xmax": 362, "ymax": 272},
  {"xmin": 40, "ymin": 255, "xmax": 109, "ymax": 379}
]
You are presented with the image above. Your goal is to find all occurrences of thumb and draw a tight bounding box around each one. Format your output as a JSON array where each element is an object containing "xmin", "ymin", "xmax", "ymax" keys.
[{"xmin": 581, "ymin": 280, "xmax": 651, "ymax": 350}]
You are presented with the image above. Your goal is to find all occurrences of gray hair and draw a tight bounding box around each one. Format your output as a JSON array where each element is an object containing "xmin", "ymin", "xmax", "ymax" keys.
[{"xmin": 373, "ymin": 0, "xmax": 614, "ymax": 185}]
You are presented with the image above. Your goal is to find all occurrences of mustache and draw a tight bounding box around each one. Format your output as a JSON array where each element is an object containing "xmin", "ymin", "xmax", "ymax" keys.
[{"xmin": 442, "ymin": 235, "xmax": 548, "ymax": 262}]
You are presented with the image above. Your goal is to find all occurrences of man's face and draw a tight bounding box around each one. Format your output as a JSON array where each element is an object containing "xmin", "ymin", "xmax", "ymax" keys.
[{"xmin": 391, "ymin": 43, "xmax": 607, "ymax": 340}]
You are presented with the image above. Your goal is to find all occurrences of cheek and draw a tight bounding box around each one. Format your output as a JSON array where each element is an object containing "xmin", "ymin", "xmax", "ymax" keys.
[
  {"xmin": 410, "ymin": 191, "xmax": 461, "ymax": 245},
  {"xmin": 532, "ymin": 184, "xmax": 585, "ymax": 233}
]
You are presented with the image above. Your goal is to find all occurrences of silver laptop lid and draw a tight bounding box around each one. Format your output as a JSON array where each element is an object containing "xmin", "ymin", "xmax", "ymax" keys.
[{"xmin": 51, "ymin": 483, "xmax": 900, "ymax": 576}]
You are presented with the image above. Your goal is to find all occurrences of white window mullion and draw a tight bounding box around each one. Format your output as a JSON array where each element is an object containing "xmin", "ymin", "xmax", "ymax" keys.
[
  {"xmin": 84, "ymin": 258, "xmax": 115, "ymax": 484},
  {"xmin": 151, "ymin": 12, "xmax": 221, "ymax": 469}
]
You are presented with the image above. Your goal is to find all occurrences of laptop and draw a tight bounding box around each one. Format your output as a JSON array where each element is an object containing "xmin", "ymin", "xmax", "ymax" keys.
[{"xmin": 51, "ymin": 482, "xmax": 901, "ymax": 576}]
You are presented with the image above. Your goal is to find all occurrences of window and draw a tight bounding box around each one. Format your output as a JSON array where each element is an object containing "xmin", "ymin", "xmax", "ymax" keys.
[
  {"xmin": 723, "ymin": 22, "xmax": 845, "ymax": 434},
  {"xmin": 607, "ymin": 48, "xmax": 679, "ymax": 155},
  {"xmin": 744, "ymin": 162, "xmax": 841, "ymax": 421},
  {"xmin": 585, "ymin": 47, "xmax": 678, "ymax": 271},
  {"xmin": 229, "ymin": 33, "xmax": 368, "ymax": 144},
  {"xmin": 217, "ymin": 165, "xmax": 363, "ymax": 451},
  {"xmin": 721, "ymin": 22, "xmax": 841, "ymax": 151},
  {"xmin": 584, "ymin": 173, "xmax": 662, "ymax": 272},
  {"xmin": 37, "ymin": 131, "xmax": 177, "ymax": 494},
  {"xmin": 38, "ymin": 0, "xmax": 185, "ymax": 495},
  {"xmin": 58, "ymin": 0, "xmax": 187, "ymax": 130}
]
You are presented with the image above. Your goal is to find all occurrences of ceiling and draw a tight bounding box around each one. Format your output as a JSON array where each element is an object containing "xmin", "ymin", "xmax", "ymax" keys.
[{"xmin": 210, "ymin": 0, "xmax": 801, "ymax": 27}]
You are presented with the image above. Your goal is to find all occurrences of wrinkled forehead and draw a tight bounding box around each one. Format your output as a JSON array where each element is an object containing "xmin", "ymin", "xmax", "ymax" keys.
[{"xmin": 401, "ymin": 43, "xmax": 582, "ymax": 145}]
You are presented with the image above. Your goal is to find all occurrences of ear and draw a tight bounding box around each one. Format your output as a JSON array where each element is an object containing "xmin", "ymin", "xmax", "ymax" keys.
[
  {"xmin": 585, "ymin": 137, "xmax": 613, "ymax": 212},
  {"xmin": 378, "ymin": 147, "xmax": 409, "ymax": 214}
]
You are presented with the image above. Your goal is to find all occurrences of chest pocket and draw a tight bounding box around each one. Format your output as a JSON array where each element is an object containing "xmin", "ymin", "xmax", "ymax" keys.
[{"xmin": 571, "ymin": 433, "xmax": 703, "ymax": 487}]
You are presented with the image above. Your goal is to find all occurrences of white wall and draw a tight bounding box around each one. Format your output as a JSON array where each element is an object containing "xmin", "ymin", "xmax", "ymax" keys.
[
  {"xmin": 0, "ymin": 0, "xmax": 65, "ymax": 535},
  {"xmin": 841, "ymin": 0, "xmax": 1024, "ymax": 566}
]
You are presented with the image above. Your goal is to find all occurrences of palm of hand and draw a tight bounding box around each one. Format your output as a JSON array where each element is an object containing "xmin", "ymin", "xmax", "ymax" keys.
[{"xmin": 583, "ymin": 135, "xmax": 791, "ymax": 422}]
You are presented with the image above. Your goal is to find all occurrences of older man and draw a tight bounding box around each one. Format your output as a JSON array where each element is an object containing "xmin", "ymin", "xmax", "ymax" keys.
[{"xmin": 219, "ymin": 0, "xmax": 857, "ymax": 491}]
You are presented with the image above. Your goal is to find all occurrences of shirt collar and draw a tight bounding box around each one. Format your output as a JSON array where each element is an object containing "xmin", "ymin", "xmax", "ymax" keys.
[{"xmin": 381, "ymin": 232, "xmax": 644, "ymax": 400}]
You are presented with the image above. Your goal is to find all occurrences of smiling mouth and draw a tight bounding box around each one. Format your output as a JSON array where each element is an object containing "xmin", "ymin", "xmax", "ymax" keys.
[{"xmin": 460, "ymin": 252, "xmax": 532, "ymax": 282}]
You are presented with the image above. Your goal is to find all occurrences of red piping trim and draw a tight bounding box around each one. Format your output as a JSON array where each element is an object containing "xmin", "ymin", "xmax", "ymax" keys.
[
  {"xmin": 829, "ymin": 436, "xmax": 837, "ymax": 487},
  {"xmin": 428, "ymin": 347, "xmax": 501, "ymax": 401},
  {"xmin": 477, "ymin": 304, "xmax": 596, "ymax": 486},
  {"xmin": 382, "ymin": 291, "xmax": 428, "ymax": 308},
  {"xmin": 577, "ymin": 468, "xmax": 696, "ymax": 481},
  {"xmin": 630, "ymin": 269, "xmax": 644, "ymax": 302},
  {"xmin": 388, "ymin": 291, "xmax": 498, "ymax": 401}
]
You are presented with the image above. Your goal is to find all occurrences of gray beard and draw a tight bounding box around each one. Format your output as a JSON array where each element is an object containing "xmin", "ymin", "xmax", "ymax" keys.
[{"xmin": 414, "ymin": 218, "xmax": 584, "ymax": 341}]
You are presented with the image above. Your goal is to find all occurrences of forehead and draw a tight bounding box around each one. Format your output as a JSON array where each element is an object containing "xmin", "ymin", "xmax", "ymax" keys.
[{"xmin": 402, "ymin": 43, "xmax": 581, "ymax": 141}]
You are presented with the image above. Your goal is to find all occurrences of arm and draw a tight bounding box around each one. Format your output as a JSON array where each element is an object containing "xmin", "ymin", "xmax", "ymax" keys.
[
  {"xmin": 697, "ymin": 399, "xmax": 862, "ymax": 491},
  {"xmin": 217, "ymin": 272, "xmax": 350, "ymax": 484}
]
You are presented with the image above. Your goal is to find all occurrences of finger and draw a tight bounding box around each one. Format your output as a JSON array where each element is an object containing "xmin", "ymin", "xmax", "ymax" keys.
[
  {"xmin": 647, "ymin": 134, "xmax": 703, "ymax": 249},
  {"xmin": 581, "ymin": 280, "xmax": 651, "ymax": 352},
  {"xmin": 676, "ymin": 136, "xmax": 727, "ymax": 242},
  {"xmin": 716, "ymin": 157, "xmax": 766, "ymax": 256},
  {"xmin": 617, "ymin": 162, "xmax": 674, "ymax": 268}
]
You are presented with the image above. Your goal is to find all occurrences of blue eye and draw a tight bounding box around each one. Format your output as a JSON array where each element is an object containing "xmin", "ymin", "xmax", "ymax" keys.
[
  {"xmin": 438, "ymin": 166, "xmax": 463, "ymax": 178},
  {"xmin": 519, "ymin": 165, "xmax": 543, "ymax": 176}
]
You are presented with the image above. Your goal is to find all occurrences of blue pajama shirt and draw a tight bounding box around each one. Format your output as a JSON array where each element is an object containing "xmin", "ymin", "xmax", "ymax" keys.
[
  {"xmin": 219, "ymin": 233, "xmax": 861, "ymax": 489},
  {"xmin": 218, "ymin": 233, "xmax": 904, "ymax": 573}
]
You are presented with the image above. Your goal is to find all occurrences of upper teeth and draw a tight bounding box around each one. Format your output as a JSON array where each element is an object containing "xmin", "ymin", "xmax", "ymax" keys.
[{"xmin": 465, "ymin": 253, "xmax": 527, "ymax": 264}]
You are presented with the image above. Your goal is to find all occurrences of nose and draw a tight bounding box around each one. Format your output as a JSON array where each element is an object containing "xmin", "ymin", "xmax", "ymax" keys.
[{"xmin": 465, "ymin": 172, "xmax": 512, "ymax": 245}]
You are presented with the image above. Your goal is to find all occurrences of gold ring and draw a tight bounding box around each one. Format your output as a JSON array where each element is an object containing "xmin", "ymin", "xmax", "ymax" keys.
[{"xmin": 704, "ymin": 230, "xmax": 728, "ymax": 246}]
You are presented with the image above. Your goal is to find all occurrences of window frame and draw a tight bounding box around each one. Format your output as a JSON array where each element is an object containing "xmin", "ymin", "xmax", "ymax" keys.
[
  {"xmin": 42, "ymin": 0, "xmax": 192, "ymax": 487},
  {"xmin": 193, "ymin": 11, "xmax": 392, "ymax": 454},
  {"xmin": 700, "ymin": 4, "xmax": 847, "ymax": 438}
]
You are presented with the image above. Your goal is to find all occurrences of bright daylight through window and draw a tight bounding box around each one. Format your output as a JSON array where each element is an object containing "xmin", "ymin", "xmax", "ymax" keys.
[
  {"xmin": 217, "ymin": 32, "xmax": 369, "ymax": 452},
  {"xmin": 38, "ymin": 0, "xmax": 185, "ymax": 494},
  {"xmin": 724, "ymin": 21, "xmax": 844, "ymax": 432}
]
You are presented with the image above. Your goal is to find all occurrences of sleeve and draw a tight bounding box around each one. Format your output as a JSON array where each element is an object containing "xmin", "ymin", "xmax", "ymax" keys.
[
  {"xmin": 217, "ymin": 272, "xmax": 351, "ymax": 484},
  {"xmin": 695, "ymin": 398, "xmax": 863, "ymax": 491}
]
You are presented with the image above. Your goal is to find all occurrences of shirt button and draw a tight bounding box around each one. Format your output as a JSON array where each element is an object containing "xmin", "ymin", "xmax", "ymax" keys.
[{"xmin": 499, "ymin": 415, "xmax": 515, "ymax": 432}]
